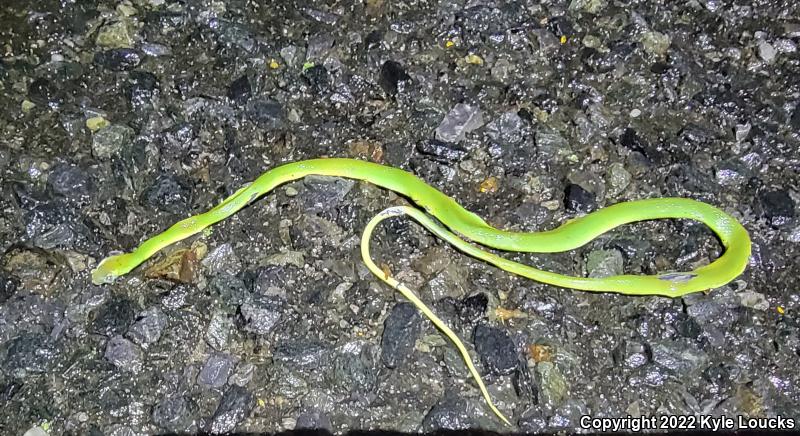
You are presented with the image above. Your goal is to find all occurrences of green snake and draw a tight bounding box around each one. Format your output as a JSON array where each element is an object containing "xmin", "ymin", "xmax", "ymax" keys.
[{"xmin": 91, "ymin": 158, "xmax": 751, "ymax": 425}]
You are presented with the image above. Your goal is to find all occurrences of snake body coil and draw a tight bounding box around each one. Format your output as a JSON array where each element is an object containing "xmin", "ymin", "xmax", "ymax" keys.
[{"xmin": 91, "ymin": 158, "xmax": 751, "ymax": 425}]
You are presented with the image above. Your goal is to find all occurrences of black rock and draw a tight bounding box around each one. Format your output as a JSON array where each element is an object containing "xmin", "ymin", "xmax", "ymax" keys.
[
  {"xmin": 127, "ymin": 70, "xmax": 159, "ymax": 106},
  {"xmin": 473, "ymin": 323, "xmax": 517, "ymax": 376},
  {"xmin": 422, "ymin": 395, "xmax": 478, "ymax": 431},
  {"xmin": 791, "ymin": 105, "xmax": 800, "ymax": 131},
  {"xmin": 760, "ymin": 190, "xmax": 795, "ymax": 226},
  {"xmin": 458, "ymin": 293, "xmax": 488, "ymax": 324},
  {"xmin": 28, "ymin": 78, "xmax": 62, "ymax": 107},
  {"xmin": 415, "ymin": 139, "xmax": 468, "ymax": 163},
  {"xmin": 513, "ymin": 364, "xmax": 538, "ymax": 404},
  {"xmin": 207, "ymin": 385, "xmax": 253, "ymax": 434},
  {"xmin": 564, "ymin": 184, "xmax": 596, "ymax": 213},
  {"xmin": 273, "ymin": 341, "xmax": 330, "ymax": 368},
  {"xmin": 303, "ymin": 65, "xmax": 330, "ymax": 94},
  {"xmin": 92, "ymin": 297, "xmax": 137, "ymax": 336},
  {"xmin": 94, "ymin": 48, "xmax": 142, "ymax": 71},
  {"xmin": 144, "ymin": 173, "xmax": 192, "ymax": 214},
  {"xmin": 3, "ymin": 333, "xmax": 58, "ymax": 374},
  {"xmin": 0, "ymin": 272, "xmax": 19, "ymax": 304},
  {"xmin": 209, "ymin": 273, "xmax": 249, "ymax": 308},
  {"xmin": 380, "ymin": 302, "xmax": 422, "ymax": 369},
  {"xmin": 49, "ymin": 162, "xmax": 94, "ymax": 200},
  {"xmin": 152, "ymin": 394, "xmax": 197, "ymax": 433},
  {"xmin": 245, "ymin": 97, "xmax": 283, "ymax": 129},
  {"xmin": 228, "ymin": 75, "xmax": 251, "ymax": 104},
  {"xmin": 379, "ymin": 60, "xmax": 411, "ymax": 95}
]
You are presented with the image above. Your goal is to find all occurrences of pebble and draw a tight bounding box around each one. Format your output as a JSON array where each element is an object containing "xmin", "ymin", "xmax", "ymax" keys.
[
  {"xmin": 536, "ymin": 361, "xmax": 568, "ymax": 409},
  {"xmin": 758, "ymin": 40, "xmax": 777, "ymax": 63},
  {"xmin": 228, "ymin": 75, "xmax": 251, "ymax": 104},
  {"xmin": 206, "ymin": 311, "xmax": 233, "ymax": 350},
  {"xmin": 760, "ymin": 190, "xmax": 795, "ymax": 226},
  {"xmin": 415, "ymin": 139, "xmax": 468, "ymax": 163},
  {"xmin": 435, "ymin": 103, "xmax": 484, "ymax": 143},
  {"xmin": 27, "ymin": 78, "xmax": 61, "ymax": 107},
  {"xmin": 93, "ymin": 48, "xmax": 142, "ymax": 71},
  {"xmin": 295, "ymin": 409, "xmax": 333, "ymax": 431},
  {"xmin": 651, "ymin": 340, "xmax": 707, "ymax": 374},
  {"xmin": 104, "ymin": 335, "xmax": 143, "ymax": 373},
  {"xmin": 127, "ymin": 307, "xmax": 167, "ymax": 347},
  {"xmin": 208, "ymin": 386, "xmax": 253, "ymax": 433},
  {"xmin": 152, "ymin": 395, "xmax": 196, "ymax": 433},
  {"xmin": 422, "ymin": 396, "xmax": 479, "ymax": 431},
  {"xmin": 144, "ymin": 173, "xmax": 192, "ymax": 214},
  {"xmin": 48, "ymin": 162, "xmax": 93, "ymax": 200},
  {"xmin": 586, "ymin": 249, "xmax": 624, "ymax": 278},
  {"xmin": 239, "ymin": 297, "xmax": 283, "ymax": 335},
  {"xmin": 473, "ymin": 323, "xmax": 518, "ymax": 376},
  {"xmin": 380, "ymin": 303, "xmax": 422, "ymax": 369},
  {"xmin": 273, "ymin": 341, "xmax": 330, "ymax": 368},
  {"xmin": 92, "ymin": 297, "xmax": 136, "ymax": 336},
  {"xmin": 486, "ymin": 111, "xmax": 524, "ymax": 145},
  {"xmin": 640, "ymin": 31, "xmax": 671, "ymax": 56},
  {"xmin": 564, "ymin": 184, "xmax": 597, "ymax": 213},
  {"xmin": 92, "ymin": 124, "xmax": 135, "ymax": 159},
  {"xmin": 3, "ymin": 333, "xmax": 58, "ymax": 375},
  {"xmin": 379, "ymin": 60, "xmax": 411, "ymax": 95},
  {"xmin": 245, "ymin": 97, "xmax": 283, "ymax": 129},
  {"xmin": 197, "ymin": 353, "xmax": 238, "ymax": 389}
]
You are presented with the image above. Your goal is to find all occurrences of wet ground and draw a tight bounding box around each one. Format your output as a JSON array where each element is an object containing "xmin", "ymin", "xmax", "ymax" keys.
[{"xmin": 1, "ymin": 0, "xmax": 799, "ymax": 434}]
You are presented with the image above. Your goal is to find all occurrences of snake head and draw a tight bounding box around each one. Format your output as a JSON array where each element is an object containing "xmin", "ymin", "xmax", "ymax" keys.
[{"xmin": 91, "ymin": 253, "xmax": 131, "ymax": 285}]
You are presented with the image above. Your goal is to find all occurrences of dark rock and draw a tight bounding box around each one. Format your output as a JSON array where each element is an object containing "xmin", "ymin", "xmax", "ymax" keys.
[
  {"xmin": 2, "ymin": 333, "xmax": 58, "ymax": 375},
  {"xmin": 245, "ymin": 97, "xmax": 283, "ymax": 129},
  {"xmin": 612, "ymin": 340, "xmax": 650, "ymax": 369},
  {"xmin": 619, "ymin": 128, "xmax": 649, "ymax": 157},
  {"xmin": 197, "ymin": 353, "xmax": 237, "ymax": 389},
  {"xmin": 379, "ymin": 60, "xmax": 411, "ymax": 95},
  {"xmin": 28, "ymin": 78, "xmax": 62, "ymax": 107},
  {"xmin": 564, "ymin": 184, "xmax": 596, "ymax": 213},
  {"xmin": 104, "ymin": 335, "xmax": 143, "ymax": 372},
  {"xmin": 228, "ymin": 75, "xmax": 251, "ymax": 104},
  {"xmin": 207, "ymin": 385, "xmax": 253, "ymax": 434},
  {"xmin": 152, "ymin": 394, "xmax": 197, "ymax": 433},
  {"xmin": 458, "ymin": 293, "xmax": 488, "ymax": 324},
  {"xmin": 513, "ymin": 364, "xmax": 538, "ymax": 404},
  {"xmin": 295, "ymin": 409, "xmax": 333, "ymax": 431},
  {"xmin": 651, "ymin": 340, "xmax": 707, "ymax": 374},
  {"xmin": 0, "ymin": 272, "xmax": 19, "ymax": 304},
  {"xmin": 92, "ymin": 297, "xmax": 136, "ymax": 336},
  {"xmin": 303, "ymin": 65, "xmax": 330, "ymax": 94},
  {"xmin": 301, "ymin": 175, "xmax": 356, "ymax": 213},
  {"xmin": 144, "ymin": 173, "xmax": 192, "ymax": 214},
  {"xmin": 273, "ymin": 341, "xmax": 330, "ymax": 368},
  {"xmin": 49, "ymin": 162, "xmax": 93, "ymax": 201},
  {"xmin": 416, "ymin": 139, "xmax": 468, "ymax": 163},
  {"xmin": 380, "ymin": 302, "xmax": 422, "ymax": 369},
  {"xmin": 518, "ymin": 406, "xmax": 548, "ymax": 432},
  {"xmin": 760, "ymin": 190, "xmax": 795, "ymax": 226},
  {"xmin": 206, "ymin": 312, "xmax": 233, "ymax": 351},
  {"xmin": 422, "ymin": 395, "xmax": 479, "ymax": 431},
  {"xmin": 127, "ymin": 70, "xmax": 159, "ymax": 106},
  {"xmin": 473, "ymin": 323, "xmax": 517, "ymax": 376},
  {"xmin": 333, "ymin": 345, "xmax": 377, "ymax": 391},
  {"xmin": 209, "ymin": 273, "xmax": 249, "ymax": 308},
  {"xmin": 94, "ymin": 48, "xmax": 142, "ymax": 71},
  {"xmin": 673, "ymin": 312, "xmax": 701, "ymax": 339},
  {"xmin": 127, "ymin": 308, "xmax": 167, "ymax": 347},
  {"xmin": 239, "ymin": 296, "xmax": 283, "ymax": 335},
  {"xmin": 791, "ymin": 105, "xmax": 800, "ymax": 130}
]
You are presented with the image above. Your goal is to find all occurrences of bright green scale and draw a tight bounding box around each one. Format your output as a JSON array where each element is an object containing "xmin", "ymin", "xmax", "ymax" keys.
[{"xmin": 92, "ymin": 158, "xmax": 751, "ymax": 425}]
